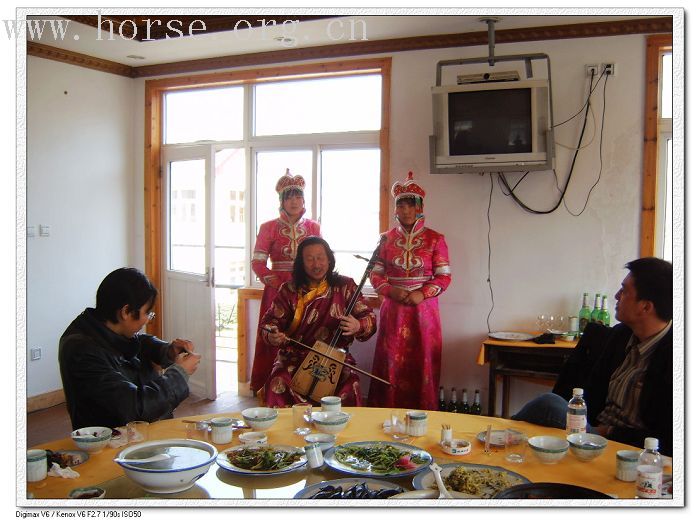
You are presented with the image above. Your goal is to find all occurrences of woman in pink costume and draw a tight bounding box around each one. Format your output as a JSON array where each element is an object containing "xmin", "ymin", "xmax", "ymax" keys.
[
  {"xmin": 250, "ymin": 170, "xmax": 321, "ymax": 395},
  {"xmin": 367, "ymin": 172, "xmax": 451, "ymax": 410}
]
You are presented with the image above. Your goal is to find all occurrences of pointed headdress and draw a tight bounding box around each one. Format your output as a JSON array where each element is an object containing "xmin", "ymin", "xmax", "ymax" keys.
[
  {"xmin": 392, "ymin": 171, "xmax": 425, "ymax": 207},
  {"xmin": 275, "ymin": 168, "xmax": 306, "ymax": 198}
]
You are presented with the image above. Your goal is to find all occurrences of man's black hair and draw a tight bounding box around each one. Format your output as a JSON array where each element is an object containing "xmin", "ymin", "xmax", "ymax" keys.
[
  {"xmin": 292, "ymin": 236, "xmax": 341, "ymax": 288},
  {"xmin": 95, "ymin": 267, "xmax": 158, "ymax": 323},
  {"xmin": 625, "ymin": 257, "xmax": 672, "ymax": 322}
]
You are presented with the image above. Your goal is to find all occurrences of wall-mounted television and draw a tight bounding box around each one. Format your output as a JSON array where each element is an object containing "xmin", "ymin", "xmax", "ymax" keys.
[{"xmin": 430, "ymin": 79, "xmax": 554, "ymax": 173}]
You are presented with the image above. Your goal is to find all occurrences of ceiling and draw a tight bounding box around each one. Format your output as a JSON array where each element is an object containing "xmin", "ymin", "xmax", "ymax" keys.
[{"xmin": 27, "ymin": 12, "xmax": 661, "ymax": 67}]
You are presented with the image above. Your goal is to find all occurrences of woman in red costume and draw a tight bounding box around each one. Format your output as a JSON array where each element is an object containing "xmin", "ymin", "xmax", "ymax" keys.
[
  {"xmin": 367, "ymin": 172, "xmax": 451, "ymax": 410},
  {"xmin": 250, "ymin": 170, "xmax": 321, "ymax": 395},
  {"xmin": 260, "ymin": 236, "xmax": 376, "ymax": 407}
]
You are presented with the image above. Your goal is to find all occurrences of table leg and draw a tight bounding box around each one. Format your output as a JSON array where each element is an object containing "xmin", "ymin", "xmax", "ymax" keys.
[
  {"xmin": 502, "ymin": 375, "xmax": 510, "ymax": 419},
  {"xmin": 488, "ymin": 365, "xmax": 496, "ymax": 417}
]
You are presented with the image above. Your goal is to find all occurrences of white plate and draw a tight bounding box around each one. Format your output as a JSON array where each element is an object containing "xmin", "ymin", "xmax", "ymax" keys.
[
  {"xmin": 216, "ymin": 444, "xmax": 307, "ymax": 476},
  {"xmin": 488, "ymin": 332, "xmax": 536, "ymax": 342},
  {"xmin": 325, "ymin": 441, "xmax": 432, "ymax": 478},
  {"xmin": 412, "ymin": 463, "xmax": 530, "ymax": 499},
  {"xmin": 294, "ymin": 478, "xmax": 404, "ymax": 499},
  {"xmin": 475, "ymin": 429, "xmax": 525, "ymax": 448}
]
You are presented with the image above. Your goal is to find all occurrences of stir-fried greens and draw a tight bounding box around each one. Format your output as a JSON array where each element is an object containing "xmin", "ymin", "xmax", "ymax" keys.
[
  {"xmin": 334, "ymin": 444, "xmax": 429, "ymax": 474},
  {"xmin": 441, "ymin": 466, "xmax": 524, "ymax": 497},
  {"xmin": 225, "ymin": 446, "xmax": 303, "ymax": 471}
]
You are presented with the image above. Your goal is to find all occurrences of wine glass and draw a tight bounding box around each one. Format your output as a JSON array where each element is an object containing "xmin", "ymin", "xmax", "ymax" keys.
[{"xmin": 536, "ymin": 314, "xmax": 548, "ymax": 332}]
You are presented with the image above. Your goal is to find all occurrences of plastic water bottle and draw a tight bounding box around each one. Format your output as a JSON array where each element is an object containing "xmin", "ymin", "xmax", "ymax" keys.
[
  {"xmin": 637, "ymin": 437, "xmax": 663, "ymax": 498},
  {"xmin": 639, "ymin": 438, "xmax": 663, "ymax": 468},
  {"xmin": 566, "ymin": 388, "xmax": 587, "ymax": 434}
]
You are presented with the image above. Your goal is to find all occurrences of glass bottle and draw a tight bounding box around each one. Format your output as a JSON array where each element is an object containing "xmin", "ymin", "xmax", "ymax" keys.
[
  {"xmin": 590, "ymin": 293, "xmax": 601, "ymax": 324},
  {"xmin": 448, "ymin": 387, "xmax": 458, "ymax": 413},
  {"xmin": 566, "ymin": 387, "xmax": 587, "ymax": 435},
  {"xmin": 599, "ymin": 295, "xmax": 611, "ymax": 326},
  {"xmin": 438, "ymin": 386, "xmax": 447, "ymax": 412},
  {"xmin": 459, "ymin": 389, "xmax": 469, "ymax": 414},
  {"xmin": 470, "ymin": 390, "xmax": 482, "ymax": 415},
  {"xmin": 578, "ymin": 293, "xmax": 592, "ymax": 336}
]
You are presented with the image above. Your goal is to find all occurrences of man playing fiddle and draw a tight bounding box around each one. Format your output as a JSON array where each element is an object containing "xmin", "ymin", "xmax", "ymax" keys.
[{"xmin": 260, "ymin": 236, "xmax": 377, "ymax": 407}]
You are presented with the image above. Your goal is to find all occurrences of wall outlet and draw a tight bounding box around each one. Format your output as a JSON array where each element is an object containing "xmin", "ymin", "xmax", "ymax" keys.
[
  {"xmin": 602, "ymin": 63, "xmax": 616, "ymax": 76},
  {"xmin": 30, "ymin": 348, "xmax": 42, "ymax": 361},
  {"xmin": 584, "ymin": 64, "xmax": 599, "ymax": 77}
]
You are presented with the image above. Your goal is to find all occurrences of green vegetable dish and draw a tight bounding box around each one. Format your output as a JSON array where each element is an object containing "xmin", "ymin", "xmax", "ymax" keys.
[
  {"xmin": 334, "ymin": 444, "xmax": 429, "ymax": 474},
  {"xmin": 225, "ymin": 446, "xmax": 303, "ymax": 472}
]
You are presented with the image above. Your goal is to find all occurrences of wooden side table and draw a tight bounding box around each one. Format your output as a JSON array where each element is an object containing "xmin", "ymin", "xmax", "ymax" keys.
[{"xmin": 477, "ymin": 335, "xmax": 577, "ymax": 418}]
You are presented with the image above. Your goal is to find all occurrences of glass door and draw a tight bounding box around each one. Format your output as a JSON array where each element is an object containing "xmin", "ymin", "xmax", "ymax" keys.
[{"xmin": 162, "ymin": 145, "xmax": 216, "ymax": 400}]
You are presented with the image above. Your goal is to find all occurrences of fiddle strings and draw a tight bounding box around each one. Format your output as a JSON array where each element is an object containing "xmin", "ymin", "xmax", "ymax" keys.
[{"xmin": 329, "ymin": 237, "xmax": 385, "ymax": 348}]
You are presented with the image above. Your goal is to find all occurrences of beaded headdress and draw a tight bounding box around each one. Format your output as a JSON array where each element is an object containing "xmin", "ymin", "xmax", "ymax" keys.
[{"xmin": 275, "ymin": 169, "xmax": 306, "ymax": 197}]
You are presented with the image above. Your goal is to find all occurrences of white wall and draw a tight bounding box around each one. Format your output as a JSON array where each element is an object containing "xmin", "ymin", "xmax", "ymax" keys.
[{"xmin": 26, "ymin": 57, "xmax": 136, "ymax": 396}]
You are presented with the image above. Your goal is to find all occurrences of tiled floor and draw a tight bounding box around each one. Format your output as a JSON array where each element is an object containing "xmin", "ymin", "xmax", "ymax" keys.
[{"xmin": 26, "ymin": 391, "xmax": 259, "ymax": 447}]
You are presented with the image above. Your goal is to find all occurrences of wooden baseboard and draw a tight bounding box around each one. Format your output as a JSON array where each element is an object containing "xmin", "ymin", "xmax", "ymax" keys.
[{"xmin": 27, "ymin": 389, "xmax": 65, "ymax": 413}]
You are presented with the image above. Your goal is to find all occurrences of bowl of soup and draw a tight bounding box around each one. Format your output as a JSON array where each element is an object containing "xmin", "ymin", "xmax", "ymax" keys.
[{"xmin": 114, "ymin": 438, "xmax": 217, "ymax": 494}]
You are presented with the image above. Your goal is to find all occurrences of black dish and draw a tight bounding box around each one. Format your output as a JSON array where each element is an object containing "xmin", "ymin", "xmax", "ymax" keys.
[{"xmin": 492, "ymin": 482, "xmax": 613, "ymax": 499}]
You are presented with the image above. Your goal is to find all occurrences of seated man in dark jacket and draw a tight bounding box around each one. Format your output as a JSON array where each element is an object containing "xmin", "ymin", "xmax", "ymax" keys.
[
  {"xmin": 58, "ymin": 267, "xmax": 201, "ymax": 429},
  {"xmin": 512, "ymin": 257, "xmax": 673, "ymax": 456}
]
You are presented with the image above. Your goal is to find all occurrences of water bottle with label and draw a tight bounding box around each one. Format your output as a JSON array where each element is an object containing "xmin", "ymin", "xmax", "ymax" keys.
[
  {"xmin": 637, "ymin": 437, "xmax": 663, "ymax": 498},
  {"xmin": 566, "ymin": 387, "xmax": 587, "ymax": 434}
]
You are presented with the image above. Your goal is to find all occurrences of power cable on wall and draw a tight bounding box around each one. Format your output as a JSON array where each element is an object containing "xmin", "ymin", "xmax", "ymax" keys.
[
  {"xmin": 486, "ymin": 172, "xmax": 495, "ymax": 333},
  {"xmin": 498, "ymin": 72, "xmax": 596, "ymax": 214},
  {"xmin": 564, "ymin": 71, "xmax": 609, "ymax": 216}
]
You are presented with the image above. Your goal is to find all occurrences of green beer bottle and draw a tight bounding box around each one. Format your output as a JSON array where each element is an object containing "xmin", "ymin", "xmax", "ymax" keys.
[
  {"xmin": 578, "ymin": 293, "xmax": 592, "ymax": 336},
  {"xmin": 591, "ymin": 293, "xmax": 601, "ymax": 323},
  {"xmin": 599, "ymin": 295, "xmax": 611, "ymax": 326}
]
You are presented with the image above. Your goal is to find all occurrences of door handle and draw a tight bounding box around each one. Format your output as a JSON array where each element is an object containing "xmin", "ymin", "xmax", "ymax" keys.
[{"xmin": 199, "ymin": 267, "xmax": 215, "ymax": 287}]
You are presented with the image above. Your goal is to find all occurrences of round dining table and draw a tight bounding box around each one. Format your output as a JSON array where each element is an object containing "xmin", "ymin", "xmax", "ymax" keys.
[{"xmin": 24, "ymin": 407, "xmax": 672, "ymax": 505}]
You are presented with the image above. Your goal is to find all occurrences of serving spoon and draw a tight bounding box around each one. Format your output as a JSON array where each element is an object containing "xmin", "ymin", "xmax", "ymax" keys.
[
  {"xmin": 114, "ymin": 453, "xmax": 173, "ymax": 465},
  {"xmin": 429, "ymin": 463, "xmax": 453, "ymax": 499}
]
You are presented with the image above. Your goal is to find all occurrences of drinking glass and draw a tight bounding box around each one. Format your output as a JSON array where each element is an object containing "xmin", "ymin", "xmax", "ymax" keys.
[
  {"xmin": 127, "ymin": 421, "xmax": 149, "ymax": 443},
  {"xmin": 536, "ymin": 314, "xmax": 548, "ymax": 332},
  {"xmin": 292, "ymin": 402, "xmax": 312, "ymax": 436},
  {"xmin": 504, "ymin": 428, "xmax": 525, "ymax": 463},
  {"xmin": 390, "ymin": 409, "xmax": 409, "ymax": 440}
]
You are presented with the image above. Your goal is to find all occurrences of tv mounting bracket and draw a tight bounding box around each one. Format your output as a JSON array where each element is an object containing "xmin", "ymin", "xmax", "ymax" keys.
[{"xmin": 429, "ymin": 17, "xmax": 556, "ymax": 174}]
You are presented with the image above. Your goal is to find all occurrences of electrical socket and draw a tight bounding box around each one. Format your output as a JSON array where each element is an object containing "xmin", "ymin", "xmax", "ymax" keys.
[
  {"xmin": 585, "ymin": 64, "xmax": 599, "ymax": 77},
  {"xmin": 30, "ymin": 348, "xmax": 42, "ymax": 361},
  {"xmin": 602, "ymin": 63, "xmax": 616, "ymax": 76}
]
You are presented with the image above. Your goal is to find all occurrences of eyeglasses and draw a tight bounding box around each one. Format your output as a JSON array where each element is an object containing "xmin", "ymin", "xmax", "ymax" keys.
[{"xmin": 147, "ymin": 311, "xmax": 156, "ymax": 322}]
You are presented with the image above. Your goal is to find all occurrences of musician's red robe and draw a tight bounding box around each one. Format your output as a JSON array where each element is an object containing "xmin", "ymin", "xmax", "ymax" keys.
[
  {"xmin": 367, "ymin": 216, "xmax": 451, "ymax": 410},
  {"xmin": 260, "ymin": 276, "xmax": 376, "ymax": 407},
  {"xmin": 250, "ymin": 211, "xmax": 321, "ymax": 393}
]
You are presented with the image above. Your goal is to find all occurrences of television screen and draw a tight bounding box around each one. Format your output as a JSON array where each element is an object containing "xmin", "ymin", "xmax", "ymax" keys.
[{"xmin": 448, "ymin": 88, "xmax": 533, "ymax": 156}]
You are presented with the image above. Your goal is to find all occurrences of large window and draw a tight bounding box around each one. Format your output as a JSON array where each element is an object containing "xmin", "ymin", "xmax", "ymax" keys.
[{"xmin": 146, "ymin": 59, "xmax": 390, "ymax": 311}]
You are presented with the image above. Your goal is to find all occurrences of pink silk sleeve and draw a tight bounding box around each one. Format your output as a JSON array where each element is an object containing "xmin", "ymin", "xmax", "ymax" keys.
[
  {"xmin": 421, "ymin": 234, "xmax": 452, "ymax": 299},
  {"xmin": 251, "ymin": 222, "xmax": 277, "ymax": 287},
  {"xmin": 369, "ymin": 235, "xmax": 391, "ymax": 297}
]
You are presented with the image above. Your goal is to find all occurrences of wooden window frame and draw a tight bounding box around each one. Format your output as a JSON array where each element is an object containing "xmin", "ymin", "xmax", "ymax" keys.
[
  {"xmin": 640, "ymin": 34, "xmax": 672, "ymax": 257},
  {"xmin": 144, "ymin": 57, "xmax": 392, "ymax": 336}
]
